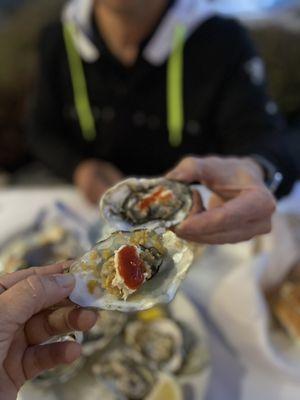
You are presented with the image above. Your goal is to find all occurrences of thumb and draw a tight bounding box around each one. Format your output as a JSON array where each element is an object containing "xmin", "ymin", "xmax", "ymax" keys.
[
  {"xmin": 166, "ymin": 157, "xmax": 204, "ymax": 183},
  {"xmin": 0, "ymin": 274, "xmax": 75, "ymax": 331}
]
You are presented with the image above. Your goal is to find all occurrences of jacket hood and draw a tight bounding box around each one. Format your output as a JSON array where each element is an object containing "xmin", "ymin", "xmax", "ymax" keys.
[{"xmin": 62, "ymin": 0, "xmax": 217, "ymax": 64}]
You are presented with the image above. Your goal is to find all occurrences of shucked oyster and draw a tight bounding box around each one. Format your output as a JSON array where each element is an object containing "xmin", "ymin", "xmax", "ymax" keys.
[
  {"xmin": 69, "ymin": 230, "xmax": 193, "ymax": 312},
  {"xmin": 92, "ymin": 347, "xmax": 156, "ymax": 400},
  {"xmin": 125, "ymin": 318, "xmax": 184, "ymax": 373},
  {"xmin": 100, "ymin": 178, "xmax": 193, "ymax": 230}
]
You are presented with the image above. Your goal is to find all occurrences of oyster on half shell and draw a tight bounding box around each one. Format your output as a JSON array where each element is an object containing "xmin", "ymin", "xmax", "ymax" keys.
[
  {"xmin": 33, "ymin": 332, "xmax": 84, "ymax": 387},
  {"xmin": 125, "ymin": 318, "xmax": 184, "ymax": 373},
  {"xmin": 100, "ymin": 178, "xmax": 193, "ymax": 231},
  {"xmin": 69, "ymin": 230, "xmax": 193, "ymax": 312},
  {"xmin": 92, "ymin": 347, "xmax": 156, "ymax": 400}
]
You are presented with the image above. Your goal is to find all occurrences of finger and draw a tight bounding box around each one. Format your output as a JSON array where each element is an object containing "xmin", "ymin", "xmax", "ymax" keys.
[
  {"xmin": 167, "ymin": 157, "xmax": 203, "ymax": 183},
  {"xmin": 86, "ymin": 180, "xmax": 108, "ymax": 204},
  {"xmin": 0, "ymin": 262, "xmax": 72, "ymax": 295},
  {"xmin": 25, "ymin": 307, "xmax": 98, "ymax": 345},
  {"xmin": 0, "ymin": 274, "xmax": 75, "ymax": 330},
  {"xmin": 100, "ymin": 165, "xmax": 123, "ymax": 185},
  {"xmin": 177, "ymin": 219, "xmax": 272, "ymax": 244},
  {"xmin": 23, "ymin": 341, "xmax": 81, "ymax": 380},
  {"xmin": 175, "ymin": 187, "xmax": 275, "ymax": 237},
  {"xmin": 190, "ymin": 190, "xmax": 205, "ymax": 215},
  {"xmin": 208, "ymin": 193, "xmax": 224, "ymax": 209}
]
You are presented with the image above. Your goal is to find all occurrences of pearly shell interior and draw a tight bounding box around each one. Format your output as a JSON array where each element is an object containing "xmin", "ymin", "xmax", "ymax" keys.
[
  {"xmin": 69, "ymin": 230, "xmax": 194, "ymax": 312},
  {"xmin": 100, "ymin": 178, "xmax": 193, "ymax": 231}
]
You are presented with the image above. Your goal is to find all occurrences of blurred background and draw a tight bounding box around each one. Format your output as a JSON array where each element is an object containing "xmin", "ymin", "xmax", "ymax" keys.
[
  {"xmin": 1, "ymin": 3, "xmax": 300, "ymax": 400},
  {"xmin": 0, "ymin": 0, "xmax": 300, "ymax": 185}
]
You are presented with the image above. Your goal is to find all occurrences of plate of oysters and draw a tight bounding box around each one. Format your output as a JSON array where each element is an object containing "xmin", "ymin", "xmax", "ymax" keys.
[
  {"xmin": 19, "ymin": 295, "xmax": 211, "ymax": 400},
  {"xmin": 15, "ymin": 177, "xmax": 210, "ymax": 399}
]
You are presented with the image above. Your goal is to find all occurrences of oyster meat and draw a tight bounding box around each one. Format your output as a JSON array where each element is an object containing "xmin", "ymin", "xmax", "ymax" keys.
[
  {"xmin": 92, "ymin": 347, "xmax": 156, "ymax": 400},
  {"xmin": 69, "ymin": 230, "xmax": 193, "ymax": 312},
  {"xmin": 125, "ymin": 318, "xmax": 184, "ymax": 373},
  {"xmin": 100, "ymin": 178, "xmax": 193, "ymax": 230}
]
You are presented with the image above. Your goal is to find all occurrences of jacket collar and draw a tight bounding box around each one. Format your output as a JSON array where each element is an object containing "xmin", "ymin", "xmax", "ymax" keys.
[{"xmin": 62, "ymin": 0, "xmax": 216, "ymax": 64}]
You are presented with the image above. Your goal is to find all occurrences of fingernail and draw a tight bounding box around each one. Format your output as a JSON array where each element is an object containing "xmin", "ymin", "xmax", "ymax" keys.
[{"xmin": 54, "ymin": 274, "xmax": 75, "ymax": 288}]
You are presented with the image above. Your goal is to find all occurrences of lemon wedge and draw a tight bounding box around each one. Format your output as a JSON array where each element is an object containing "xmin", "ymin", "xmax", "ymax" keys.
[
  {"xmin": 146, "ymin": 374, "xmax": 183, "ymax": 400},
  {"xmin": 137, "ymin": 306, "xmax": 167, "ymax": 322}
]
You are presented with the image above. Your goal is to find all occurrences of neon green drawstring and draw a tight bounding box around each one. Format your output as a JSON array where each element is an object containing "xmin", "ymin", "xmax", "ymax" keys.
[
  {"xmin": 167, "ymin": 24, "xmax": 186, "ymax": 147},
  {"xmin": 63, "ymin": 23, "xmax": 186, "ymax": 146},
  {"xmin": 63, "ymin": 23, "xmax": 97, "ymax": 141}
]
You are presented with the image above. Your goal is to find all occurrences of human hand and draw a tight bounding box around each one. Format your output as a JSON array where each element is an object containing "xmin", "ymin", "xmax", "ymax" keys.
[
  {"xmin": 74, "ymin": 159, "xmax": 123, "ymax": 204},
  {"xmin": 167, "ymin": 156, "xmax": 276, "ymax": 244},
  {"xmin": 0, "ymin": 263, "xmax": 97, "ymax": 400}
]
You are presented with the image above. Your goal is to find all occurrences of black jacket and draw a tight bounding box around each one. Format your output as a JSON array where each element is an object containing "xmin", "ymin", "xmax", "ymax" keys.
[{"xmin": 28, "ymin": 14, "xmax": 297, "ymax": 197}]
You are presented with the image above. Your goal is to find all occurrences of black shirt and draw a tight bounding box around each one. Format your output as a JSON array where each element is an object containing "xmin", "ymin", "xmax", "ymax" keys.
[{"xmin": 28, "ymin": 13, "xmax": 297, "ymax": 197}]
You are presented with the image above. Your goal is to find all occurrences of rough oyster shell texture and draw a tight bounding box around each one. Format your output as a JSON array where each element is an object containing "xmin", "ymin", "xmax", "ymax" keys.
[
  {"xmin": 100, "ymin": 178, "xmax": 193, "ymax": 231},
  {"xmin": 124, "ymin": 318, "xmax": 184, "ymax": 373},
  {"xmin": 69, "ymin": 230, "xmax": 194, "ymax": 312},
  {"xmin": 92, "ymin": 347, "xmax": 156, "ymax": 400}
]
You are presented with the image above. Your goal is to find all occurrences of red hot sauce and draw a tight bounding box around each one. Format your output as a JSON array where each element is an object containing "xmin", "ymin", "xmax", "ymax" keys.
[
  {"xmin": 117, "ymin": 245, "xmax": 146, "ymax": 290},
  {"xmin": 139, "ymin": 186, "xmax": 174, "ymax": 211}
]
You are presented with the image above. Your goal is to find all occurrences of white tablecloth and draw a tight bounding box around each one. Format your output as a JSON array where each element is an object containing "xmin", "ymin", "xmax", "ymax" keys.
[{"xmin": 184, "ymin": 182, "xmax": 300, "ymax": 400}]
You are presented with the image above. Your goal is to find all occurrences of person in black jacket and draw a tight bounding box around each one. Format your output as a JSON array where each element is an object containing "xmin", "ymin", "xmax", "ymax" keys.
[{"xmin": 28, "ymin": 0, "xmax": 297, "ymax": 244}]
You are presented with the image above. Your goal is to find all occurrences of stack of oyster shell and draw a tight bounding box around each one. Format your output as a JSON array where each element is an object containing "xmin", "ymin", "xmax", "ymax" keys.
[{"xmin": 33, "ymin": 305, "xmax": 210, "ymax": 399}]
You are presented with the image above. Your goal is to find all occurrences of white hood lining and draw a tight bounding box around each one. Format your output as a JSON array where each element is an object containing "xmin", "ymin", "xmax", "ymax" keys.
[{"xmin": 62, "ymin": 0, "xmax": 216, "ymax": 64}]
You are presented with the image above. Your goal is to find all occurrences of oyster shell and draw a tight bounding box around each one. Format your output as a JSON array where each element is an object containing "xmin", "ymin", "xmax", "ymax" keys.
[
  {"xmin": 0, "ymin": 224, "xmax": 88, "ymax": 274},
  {"xmin": 69, "ymin": 230, "xmax": 193, "ymax": 312},
  {"xmin": 33, "ymin": 333, "xmax": 84, "ymax": 387},
  {"xmin": 100, "ymin": 178, "xmax": 193, "ymax": 231},
  {"xmin": 82, "ymin": 311, "xmax": 127, "ymax": 356},
  {"xmin": 92, "ymin": 347, "xmax": 156, "ymax": 400},
  {"xmin": 125, "ymin": 318, "xmax": 184, "ymax": 373},
  {"xmin": 178, "ymin": 322, "xmax": 210, "ymax": 376},
  {"xmin": 33, "ymin": 358, "xmax": 84, "ymax": 388}
]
